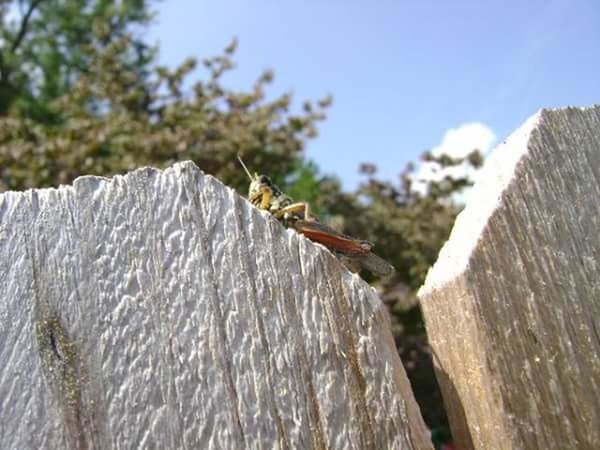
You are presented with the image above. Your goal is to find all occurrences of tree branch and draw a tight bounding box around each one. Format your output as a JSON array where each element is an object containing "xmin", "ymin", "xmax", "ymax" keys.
[
  {"xmin": 10, "ymin": 0, "xmax": 46, "ymax": 54},
  {"xmin": 0, "ymin": 51, "xmax": 5, "ymax": 82}
]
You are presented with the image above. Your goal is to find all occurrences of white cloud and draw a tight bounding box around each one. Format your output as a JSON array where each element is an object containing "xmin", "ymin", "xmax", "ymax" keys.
[
  {"xmin": 413, "ymin": 122, "xmax": 496, "ymax": 199},
  {"xmin": 430, "ymin": 122, "xmax": 495, "ymax": 158}
]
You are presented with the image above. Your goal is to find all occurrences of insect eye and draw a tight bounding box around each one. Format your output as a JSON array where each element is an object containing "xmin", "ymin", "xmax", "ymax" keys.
[{"xmin": 259, "ymin": 175, "xmax": 271, "ymax": 185}]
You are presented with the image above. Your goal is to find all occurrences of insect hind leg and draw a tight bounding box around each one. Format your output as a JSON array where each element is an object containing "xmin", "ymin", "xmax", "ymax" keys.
[{"xmin": 273, "ymin": 202, "xmax": 315, "ymax": 221}]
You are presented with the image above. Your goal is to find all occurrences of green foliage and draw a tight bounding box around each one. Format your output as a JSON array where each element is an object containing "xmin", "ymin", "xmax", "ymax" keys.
[
  {"xmin": 0, "ymin": 0, "xmax": 155, "ymax": 121},
  {"xmin": 284, "ymin": 159, "xmax": 328, "ymax": 217},
  {"xmin": 0, "ymin": 22, "xmax": 330, "ymax": 191},
  {"xmin": 316, "ymin": 154, "xmax": 479, "ymax": 289}
]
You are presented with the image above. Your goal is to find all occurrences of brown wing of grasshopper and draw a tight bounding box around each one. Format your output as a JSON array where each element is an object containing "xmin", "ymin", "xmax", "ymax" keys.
[{"xmin": 291, "ymin": 219, "xmax": 395, "ymax": 276}]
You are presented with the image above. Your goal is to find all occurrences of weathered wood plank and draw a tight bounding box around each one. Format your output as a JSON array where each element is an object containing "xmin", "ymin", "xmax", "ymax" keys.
[
  {"xmin": 0, "ymin": 162, "xmax": 432, "ymax": 449},
  {"xmin": 418, "ymin": 106, "xmax": 600, "ymax": 449}
]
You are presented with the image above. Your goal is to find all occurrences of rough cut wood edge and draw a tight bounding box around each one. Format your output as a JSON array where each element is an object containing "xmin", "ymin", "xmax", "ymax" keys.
[
  {"xmin": 418, "ymin": 105, "xmax": 600, "ymax": 450},
  {"xmin": 0, "ymin": 161, "xmax": 432, "ymax": 450}
]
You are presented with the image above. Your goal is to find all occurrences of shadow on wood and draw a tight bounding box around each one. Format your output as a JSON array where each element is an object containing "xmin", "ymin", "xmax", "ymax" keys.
[{"xmin": 430, "ymin": 349, "xmax": 474, "ymax": 450}]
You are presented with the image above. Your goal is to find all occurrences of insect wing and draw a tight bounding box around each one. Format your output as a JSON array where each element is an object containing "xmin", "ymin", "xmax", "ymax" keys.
[
  {"xmin": 293, "ymin": 220, "xmax": 395, "ymax": 276},
  {"xmin": 292, "ymin": 220, "xmax": 370, "ymax": 256},
  {"xmin": 353, "ymin": 253, "xmax": 395, "ymax": 276}
]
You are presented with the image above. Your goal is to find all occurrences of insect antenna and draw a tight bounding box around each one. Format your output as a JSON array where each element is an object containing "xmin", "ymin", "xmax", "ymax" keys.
[{"xmin": 237, "ymin": 154, "xmax": 254, "ymax": 181}]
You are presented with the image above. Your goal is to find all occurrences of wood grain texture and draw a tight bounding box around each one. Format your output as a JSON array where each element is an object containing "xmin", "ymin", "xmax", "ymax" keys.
[
  {"xmin": 418, "ymin": 106, "xmax": 600, "ymax": 450},
  {"xmin": 0, "ymin": 162, "xmax": 432, "ymax": 450}
]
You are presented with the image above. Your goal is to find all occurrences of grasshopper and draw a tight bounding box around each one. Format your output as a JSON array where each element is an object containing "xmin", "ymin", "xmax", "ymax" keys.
[{"xmin": 238, "ymin": 156, "xmax": 395, "ymax": 276}]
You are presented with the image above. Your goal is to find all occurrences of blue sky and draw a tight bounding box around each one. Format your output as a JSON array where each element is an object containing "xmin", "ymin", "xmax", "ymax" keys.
[{"xmin": 149, "ymin": 0, "xmax": 600, "ymax": 189}]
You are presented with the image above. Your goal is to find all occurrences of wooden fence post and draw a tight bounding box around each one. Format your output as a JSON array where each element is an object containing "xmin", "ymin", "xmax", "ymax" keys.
[
  {"xmin": 0, "ymin": 161, "xmax": 432, "ymax": 449},
  {"xmin": 418, "ymin": 106, "xmax": 600, "ymax": 449}
]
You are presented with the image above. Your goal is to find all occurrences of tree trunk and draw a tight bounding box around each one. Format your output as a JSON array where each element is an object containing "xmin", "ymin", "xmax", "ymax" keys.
[
  {"xmin": 0, "ymin": 161, "xmax": 432, "ymax": 449},
  {"xmin": 419, "ymin": 105, "xmax": 600, "ymax": 450}
]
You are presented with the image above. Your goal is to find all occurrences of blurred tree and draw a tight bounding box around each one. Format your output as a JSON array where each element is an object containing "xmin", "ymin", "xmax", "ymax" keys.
[
  {"xmin": 0, "ymin": 6, "xmax": 330, "ymax": 191},
  {"xmin": 0, "ymin": 0, "xmax": 155, "ymax": 121}
]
